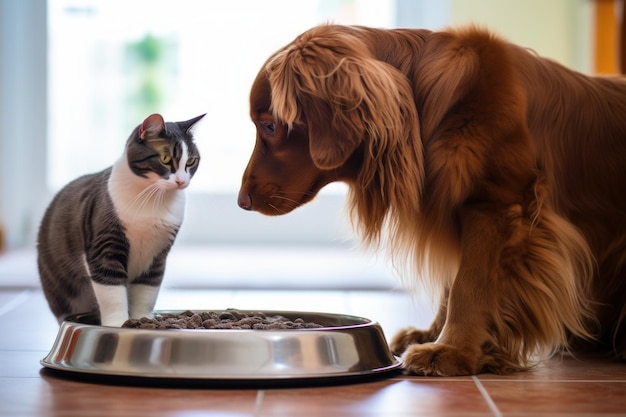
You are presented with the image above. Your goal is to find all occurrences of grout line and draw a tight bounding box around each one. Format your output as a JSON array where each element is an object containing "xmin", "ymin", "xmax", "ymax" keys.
[
  {"xmin": 473, "ymin": 376, "xmax": 503, "ymax": 417},
  {"xmin": 254, "ymin": 390, "xmax": 265, "ymax": 417},
  {"xmin": 0, "ymin": 289, "xmax": 31, "ymax": 317}
]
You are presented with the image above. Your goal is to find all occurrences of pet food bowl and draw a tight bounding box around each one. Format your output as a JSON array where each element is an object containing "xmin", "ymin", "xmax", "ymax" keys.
[{"xmin": 41, "ymin": 310, "xmax": 401, "ymax": 383}]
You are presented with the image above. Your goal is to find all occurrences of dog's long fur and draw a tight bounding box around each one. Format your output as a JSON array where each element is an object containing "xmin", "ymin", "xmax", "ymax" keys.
[{"xmin": 238, "ymin": 24, "xmax": 626, "ymax": 375}]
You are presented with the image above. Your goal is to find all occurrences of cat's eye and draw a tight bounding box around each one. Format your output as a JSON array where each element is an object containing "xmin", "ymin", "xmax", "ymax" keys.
[
  {"xmin": 160, "ymin": 154, "xmax": 172, "ymax": 165},
  {"xmin": 186, "ymin": 157, "xmax": 198, "ymax": 167}
]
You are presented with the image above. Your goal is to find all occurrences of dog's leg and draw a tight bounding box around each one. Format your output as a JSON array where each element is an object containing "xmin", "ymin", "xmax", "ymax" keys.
[
  {"xmin": 390, "ymin": 288, "xmax": 448, "ymax": 356},
  {"xmin": 400, "ymin": 201, "xmax": 594, "ymax": 376},
  {"xmin": 401, "ymin": 206, "xmax": 499, "ymax": 376}
]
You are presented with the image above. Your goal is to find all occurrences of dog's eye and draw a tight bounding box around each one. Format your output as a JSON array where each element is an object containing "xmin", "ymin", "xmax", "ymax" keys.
[{"xmin": 260, "ymin": 121, "xmax": 276, "ymax": 136}]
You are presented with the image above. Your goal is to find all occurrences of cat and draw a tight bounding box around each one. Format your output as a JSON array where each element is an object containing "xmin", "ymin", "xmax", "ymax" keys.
[{"xmin": 37, "ymin": 113, "xmax": 204, "ymax": 326}]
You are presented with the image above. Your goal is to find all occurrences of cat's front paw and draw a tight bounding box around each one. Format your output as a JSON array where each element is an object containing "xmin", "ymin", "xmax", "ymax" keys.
[
  {"xmin": 99, "ymin": 312, "xmax": 130, "ymax": 327},
  {"xmin": 402, "ymin": 343, "xmax": 479, "ymax": 376},
  {"xmin": 128, "ymin": 310, "xmax": 155, "ymax": 323}
]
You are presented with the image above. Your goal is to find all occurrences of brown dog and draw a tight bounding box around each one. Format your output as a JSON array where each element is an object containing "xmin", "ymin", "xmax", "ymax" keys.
[{"xmin": 238, "ymin": 24, "xmax": 626, "ymax": 376}]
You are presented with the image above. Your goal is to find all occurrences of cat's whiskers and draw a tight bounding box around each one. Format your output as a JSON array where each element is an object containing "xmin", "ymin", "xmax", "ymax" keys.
[
  {"xmin": 151, "ymin": 182, "xmax": 168, "ymax": 214},
  {"xmin": 124, "ymin": 182, "xmax": 168, "ymax": 218}
]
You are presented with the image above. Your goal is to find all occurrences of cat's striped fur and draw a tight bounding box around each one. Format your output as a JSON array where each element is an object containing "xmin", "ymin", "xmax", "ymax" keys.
[{"xmin": 37, "ymin": 113, "xmax": 204, "ymax": 326}]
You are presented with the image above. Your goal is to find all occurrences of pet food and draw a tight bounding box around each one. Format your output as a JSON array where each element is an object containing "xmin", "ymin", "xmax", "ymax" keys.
[{"xmin": 122, "ymin": 310, "xmax": 324, "ymax": 330}]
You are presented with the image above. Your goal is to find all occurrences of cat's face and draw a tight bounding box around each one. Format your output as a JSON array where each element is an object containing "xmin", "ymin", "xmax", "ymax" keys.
[{"xmin": 126, "ymin": 114, "xmax": 204, "ymax": 190}]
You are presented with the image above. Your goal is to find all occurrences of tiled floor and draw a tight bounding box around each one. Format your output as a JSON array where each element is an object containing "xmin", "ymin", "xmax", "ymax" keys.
[{"xmin": 1, "ymin": 288, "xmax": 625, "ymax": 417}]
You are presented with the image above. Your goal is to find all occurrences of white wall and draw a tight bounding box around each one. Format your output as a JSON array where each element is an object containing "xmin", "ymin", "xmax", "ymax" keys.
[{"xmin": 450, "ymin": 0, "xmax": 592, "ymax": 73}]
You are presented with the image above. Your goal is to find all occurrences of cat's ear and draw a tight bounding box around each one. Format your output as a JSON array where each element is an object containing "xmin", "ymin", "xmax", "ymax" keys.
[
  {"xmin": 179, "ymin": 113, "xmax": 206, "ymax": 135},
  {"xmin": 139, "ymin": 114, "xmax": 166, "ymax": 140}
]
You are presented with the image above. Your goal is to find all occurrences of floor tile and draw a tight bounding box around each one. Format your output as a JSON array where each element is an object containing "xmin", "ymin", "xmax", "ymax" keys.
[
  {"xmin": 0, "ymin": 350, "xmax": 49, "ymax": 378},
  {"xmin": 0, "ymin": 376, "xmax": 260, "ymax": 417},
  {"xmin": 259, "ymin": 379, "xmax": 493, "ymax": 416},
  {"xmin": 0, "ymin": 290, "xmax": 59, "ymax": 351},
  {"xmin": 1, "ymin": 287, "xmax": 625, "ymax": 417},
  {"xmin": 482, "ymin": 380, "xmax": 626, "ymax": 415},
  {"xmin": 478, "ymin": 355, "xmax": 626, "ymax": 381},
  {"xmin": 0, "ymin": 289, "xmax": 29, "ymax": 311}
]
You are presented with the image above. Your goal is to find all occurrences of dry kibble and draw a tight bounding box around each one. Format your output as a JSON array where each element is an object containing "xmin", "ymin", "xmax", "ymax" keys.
[{"xmin": 122, "ymin": 310, "xmax": 324, "ymax": 330}]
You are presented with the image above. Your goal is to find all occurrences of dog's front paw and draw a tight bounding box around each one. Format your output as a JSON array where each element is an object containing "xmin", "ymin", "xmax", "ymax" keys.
[
  {"xmin": 402, "ymin": 343, "xmax": 479, "ymax": 376},
  {"xmin": 390, "ymin": 326, "xmax": 439, "ymax": 356}
]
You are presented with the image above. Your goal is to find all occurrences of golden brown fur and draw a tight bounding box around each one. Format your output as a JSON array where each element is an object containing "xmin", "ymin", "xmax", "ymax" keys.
[{"xmin": 238, "ymin": 24, "xmax": 626, "ymax": 376}]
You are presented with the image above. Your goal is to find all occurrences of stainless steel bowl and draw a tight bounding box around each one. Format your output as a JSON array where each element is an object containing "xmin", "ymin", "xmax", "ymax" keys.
[{"xmin": 41, "ymin": 310, "xmax": 401, "ymax": 381}]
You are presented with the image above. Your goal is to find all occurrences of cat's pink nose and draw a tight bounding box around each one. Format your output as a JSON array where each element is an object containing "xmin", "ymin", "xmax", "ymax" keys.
[{"xmin": 238, "ymin": 193, "xmax": 252, "ymax": 210}]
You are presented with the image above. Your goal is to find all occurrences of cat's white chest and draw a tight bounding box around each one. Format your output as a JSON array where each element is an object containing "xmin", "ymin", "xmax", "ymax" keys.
[
  {"xmin": 108, "ymin": 160, "xmax": 185, "ymax": 279},
  {"xmin": 123, "ymin": 208, "xmax": 182, "ymax": 278}
]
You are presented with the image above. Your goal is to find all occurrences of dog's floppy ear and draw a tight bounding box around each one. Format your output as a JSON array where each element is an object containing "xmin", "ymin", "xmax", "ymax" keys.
[
  {"xmin": 265, "ymin": 25, "xmax": 416, "ymax": 170},
  {"xmin": 299, "ymin": 93, "xmax": 361, "ymax": 169}
]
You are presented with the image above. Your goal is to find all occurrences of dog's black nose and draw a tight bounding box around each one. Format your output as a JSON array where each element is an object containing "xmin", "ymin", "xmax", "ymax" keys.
[{"xmin": 238, "ymin": 193, "xmax": 252, "ymax": 210}]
